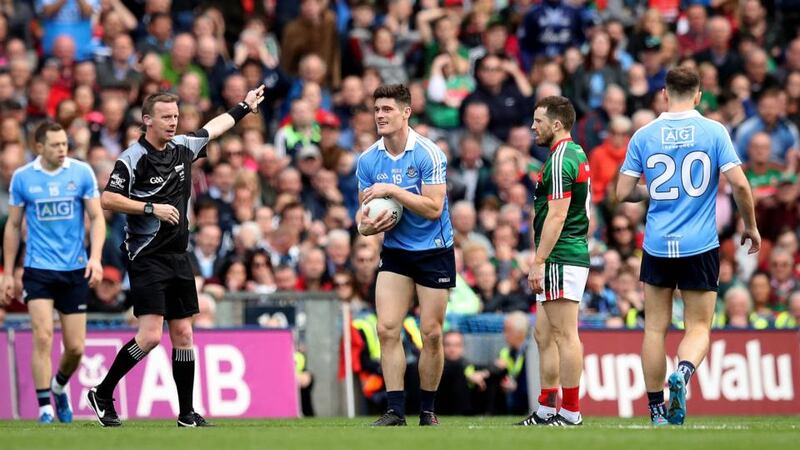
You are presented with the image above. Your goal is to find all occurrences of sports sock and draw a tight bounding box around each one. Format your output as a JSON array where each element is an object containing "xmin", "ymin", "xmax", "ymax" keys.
[
  {"xmin": 51, "ymin": 370, "xmax": 70, "ymax": 395},
  {"xmin": 561, "ymin": 386, "xmax": 580, "ymax": 416},
  {"xmin": 36, "ymin": 388, "xmax": 51, "ymax": 407},
  {"xmin": 172, "ymin": 348, "xmax": 195, "ymax": 415},
  {"xmin": 39, "ymin": 404, "xmax": 54, "ymax": 417},
  {"xmin": 536, "ymin": 387, "xmax": 558, "ymax": 418},
  {"xmin": 647, "ymin": 391, "xmax": 666, "ymax": 416},
  {"xmin": 96, "ymin": 338, "xmax": 148, "ymax": 398},
  {"xmin": 387, "ymin": 390, "xmax": 405, "ymax": 417},
  {"xmin": 677, "ymin": 360, "xmax": 696, "ymax": 384},
  {"xmin": 420, "ymin": 389, "xmax": 436, "ymax": 413}
]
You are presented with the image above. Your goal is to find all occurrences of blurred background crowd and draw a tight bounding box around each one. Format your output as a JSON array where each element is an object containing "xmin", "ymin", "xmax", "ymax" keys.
[{"xmin": 0, "ymin": 0, "xmax": 799, "ymax": 338}]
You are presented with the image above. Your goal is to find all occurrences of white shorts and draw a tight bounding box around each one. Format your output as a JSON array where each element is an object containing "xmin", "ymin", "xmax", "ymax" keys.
[{"xmin": 535, "ymin": 262, "xmax": 589, "ymax": 303}]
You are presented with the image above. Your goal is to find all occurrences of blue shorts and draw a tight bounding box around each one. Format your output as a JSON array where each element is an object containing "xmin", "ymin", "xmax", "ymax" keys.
[
  {"xmin": 640, "ymin": 248, "xmax": 720, "ymax": 292},
  {"xmin": 378, "ymin": 246, "xmax": 456, "ymax": 289},
  {"xmin": 22, "ymin": 267, "xmax": 89, "ymax": 314}
]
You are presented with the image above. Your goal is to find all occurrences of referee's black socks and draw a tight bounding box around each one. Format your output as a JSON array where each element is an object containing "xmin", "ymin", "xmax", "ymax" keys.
[
  {"xmin": 173, "ymin": 348, "xmax": 195, "ymax": 415},
  {"xmin": 96, "ymin": 338, "xmax": 148, "ymax": 398}
]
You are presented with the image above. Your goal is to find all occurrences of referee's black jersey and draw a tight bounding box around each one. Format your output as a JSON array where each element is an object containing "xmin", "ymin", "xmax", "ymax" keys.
[{"xmin": 105, "ymin": 130, "xmax": 209, "ymax": 260}]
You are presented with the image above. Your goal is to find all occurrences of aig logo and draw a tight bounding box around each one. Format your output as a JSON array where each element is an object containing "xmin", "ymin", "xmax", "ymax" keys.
[
  {"xmin": 35, "ymin": 198, "xmax": 74, "ymax": 221},
  {"xmin": 150, "ymin": 176, "xmax": 165, "ymax": 184},
  {"xmin": 662, "ymin": 126, "xmax": 695, "ymax": 147}
]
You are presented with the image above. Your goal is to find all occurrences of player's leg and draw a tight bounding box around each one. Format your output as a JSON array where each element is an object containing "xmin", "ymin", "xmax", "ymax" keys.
[
  {"xmin": 28, "ymin": 299, "xmax": 56, "ymax": 423},
  {"xmin": 416, "ymin": 283, "xmax": 447, "ymax": 424},
  {"xmin": 373, "ymin": 271, "xmax": 414, "ymax": 424},
  {"xmin": 641, "ymin": 283, "xmax": 674, "ymax": 425},
  {"xmin": 541, "ymin": 298, "xmax": 582, "ymax": 425},
  {"xmin": 51, "ymin": 270, "xmax": 90, "ymax": 423},
  {"xmin": 540, "ymin": 263, "xmax": 586, "ymax": 426},
  {"xmin": 52, "ymin": 311, "xmax": 86, "ymax": 423},
  {"xmin": 667, "ymin": 289, "xmax": 716, "ymax": 425},
  {"xmin": 517, "ymin": 306, "xmax": 560, "ymax": 425}
]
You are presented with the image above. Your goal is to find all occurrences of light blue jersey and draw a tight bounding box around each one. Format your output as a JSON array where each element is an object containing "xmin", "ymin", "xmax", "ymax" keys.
[
  {"xmin": 9, "ymin": 157, "xmax": 99, "ymax": 270},
  {"xmin": 357, "ymin": 128, "xmax": 454, "ymax": 251},
  {"xmin": 620, "ymin": 110, "xmax": 741, "ymax": 258}
]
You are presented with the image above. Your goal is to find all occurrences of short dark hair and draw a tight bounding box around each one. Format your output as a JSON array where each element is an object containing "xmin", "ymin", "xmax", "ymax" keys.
[
  {"xmin": 665, "ymin": 67, "xmax": 700, "ymax": 99},
  {"xmin": 142, "ymin": 92, "xmax": 179, "ymax": 118},
  {"xmin": 534, "ymin": 96, "xmax": 576, "ymax": 131},
  {"xmin": 34, "ymin": 121, "xmax": 65, "ymax": 145},
  {"xmin": 373, "ymin": 84, "xmax": 411, "ymax": 106}
]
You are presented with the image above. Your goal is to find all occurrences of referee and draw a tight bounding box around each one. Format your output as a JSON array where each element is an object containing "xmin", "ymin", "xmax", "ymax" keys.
[{"xmin": 87, "ymin": 86, "xmax": 265, "ymax": 427}]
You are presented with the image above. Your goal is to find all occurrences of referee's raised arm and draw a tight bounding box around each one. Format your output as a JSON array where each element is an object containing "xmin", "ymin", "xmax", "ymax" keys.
[{"xmin": 201, "ymin": 85, "xmax": 266, "ymax": 140}]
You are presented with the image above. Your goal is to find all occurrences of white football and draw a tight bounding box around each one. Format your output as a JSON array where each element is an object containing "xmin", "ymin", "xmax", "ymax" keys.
[{"xmin": 364, "ymin": 197, "xmax": 403, "ymax": 230}]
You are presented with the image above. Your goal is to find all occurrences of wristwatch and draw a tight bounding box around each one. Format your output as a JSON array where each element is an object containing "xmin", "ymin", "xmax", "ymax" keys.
[{"xmin": 144, "ymin": 202, "xmax": 154, "ymax": 216}]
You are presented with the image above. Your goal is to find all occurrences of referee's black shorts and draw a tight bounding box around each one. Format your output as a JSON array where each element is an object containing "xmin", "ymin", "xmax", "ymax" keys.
[
  {"xmin": 640, "ymin": 248, "xmax": 720, "ymax": 292},
  {"xmin": 128, "ymin": 252, "xmax": 198, "ymax": 319},
  {"xmin": 378, "ymin": 246, "xmax": 456, "ymax": 289}
]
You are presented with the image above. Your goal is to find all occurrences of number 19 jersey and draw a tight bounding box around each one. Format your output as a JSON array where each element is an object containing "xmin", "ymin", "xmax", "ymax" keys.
[{"xmin": 620, "ymin": 110, "xmax": 741, "ymax": 258}]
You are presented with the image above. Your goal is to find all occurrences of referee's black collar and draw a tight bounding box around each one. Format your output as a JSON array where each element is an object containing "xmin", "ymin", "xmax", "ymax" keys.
[{"xmin": 139, "ymin": 135, "xmax": 170, "ymax": 153}]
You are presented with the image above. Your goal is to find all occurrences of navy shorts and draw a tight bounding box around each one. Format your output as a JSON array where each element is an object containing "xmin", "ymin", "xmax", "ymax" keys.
[
  {"xmin": 640, "ymin": 248, "xmax": 720, "ymax": 292},
  {"xmin": 128, "ymin": 253, "xmax": 198, "ymax": 320},
  {"xmin": 378, "ymin": 246, "xmax": 456, "ymax": 289},
  {"xmin": 22, "ymin": 268, "xmax": 89, "ymax": 314}
]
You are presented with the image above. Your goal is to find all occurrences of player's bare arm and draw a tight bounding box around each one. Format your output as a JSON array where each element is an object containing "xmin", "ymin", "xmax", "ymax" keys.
[
  {"xmin": 723, "ymin": 165, "xmax": 761, "ymax": 254},
  {"xmin": 1, "ymin": 205, "xmax": 23, "ymax": 305},
  {"xmin": 362, "ymin": 183, "xmax": 446, "ymax": 220},
  {"xmin": 84, "ymin": 197, "xmax": 106, "ymax": 288},
  {"xmin": 529, "ymin": 197, "xmax": 571, "ymax": 294},
  {"xmin": 202, "ymin": 85, "xmax": 266, "ymax": 140},
  {"xmin": 616, "ymin": 174, "xmax": 650, "ymax": 203}
]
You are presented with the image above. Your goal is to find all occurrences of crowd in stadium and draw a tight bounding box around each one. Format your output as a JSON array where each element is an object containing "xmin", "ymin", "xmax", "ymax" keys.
[{"xmin": 0, "ymin": 0, "xmax": 798, "ymax": 333}]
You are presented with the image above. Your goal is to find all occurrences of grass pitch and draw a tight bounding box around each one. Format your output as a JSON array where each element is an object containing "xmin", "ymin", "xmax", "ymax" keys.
[{"xmin": 2, "ymin": 416, "xmax": 797, "ymax": 450}]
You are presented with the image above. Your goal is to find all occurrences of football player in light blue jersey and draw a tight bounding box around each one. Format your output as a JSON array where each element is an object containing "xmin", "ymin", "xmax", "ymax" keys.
[
  {"xmin": 617, "ymin": 68, "xmax": 760, "ymax": 426},
  {"xmin": 2, "ymin": 122, "xmax": 105, "ymax": 424},
  {"xmin": 357, "ymin": 84, "xmax": 454, "ymax": 427}
]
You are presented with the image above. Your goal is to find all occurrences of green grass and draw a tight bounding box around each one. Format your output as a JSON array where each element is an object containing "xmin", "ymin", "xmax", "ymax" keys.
[{"xmin": 1, "ymin": 416, "xmax": 797, "ymax": 450}]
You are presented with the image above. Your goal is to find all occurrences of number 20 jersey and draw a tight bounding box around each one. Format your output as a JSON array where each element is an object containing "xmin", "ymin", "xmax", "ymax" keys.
[{"xmin": 620, "ymin": 110, "xmax": 741, "ymax": 258}]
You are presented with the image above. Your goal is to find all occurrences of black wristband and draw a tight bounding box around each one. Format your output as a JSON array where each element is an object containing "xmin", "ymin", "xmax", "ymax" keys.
[{"xmin": 227, "ymin": 102, "xmax": 250, "ymax": 122}]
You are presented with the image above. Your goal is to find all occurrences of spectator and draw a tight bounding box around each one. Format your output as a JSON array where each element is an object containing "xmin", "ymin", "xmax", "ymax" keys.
[
  {"xmin": 582, "ymin": 259, "xmax": 618, "ymax": 318},
  {"xmin": 744, "ymin": 47, "xmax": 781, "ymax": 99},
  {"xmin": 274, "ymin": 263, "xmax": 299, "ymax": 292},
  {"xmin": 677, "ymin": 4, "xmax": 710, "ymax": 57},
  {"xmin": 87, "ymin": 266, "xmax": 127, "ymax": 313},
  {"xmin": 518, "ymin": 0, "xmax": 590, "ymax": 66},
  {"xmin": 136, "ymin": 11, "xmax": 173, "ymax": 55},
  {"xmin": 426, "ymin": 52, "xmax": 474, "ymax": 130},
  {"xmin": 769, "ymin": 250, "xmax": 798, "ymax": 311},
  {"xmin": 281, "ymin": 0, "xmax": 340, "ymax": 88},
  {"xmin": 475, "ymin": 261, "xmax": 528, "ymax": 313},
  {"xmin": 575, "ymin": 84, "xmax": 626, "ymax": 153},
  {"xmin": 162, "ymin": 33, "xmax": 209, "ymax": 100},
  {"xmin": 333, "ymin": 270, "xmax": 367, "ymax": 313},
  {"xmin": 274, "ymin": 99, "xmax": 321, "ymax": 160},
  {"xmin": 738, "ymin": 0, "xmax": 783, "ymax": 60},
  {"xmin": 461, "ymin": 54, "xmax": 532, "ymax": 142},
  {"xmin": 438, "ymin": 331, "xmax": 489, "ymax": 416},
  {"xmin": 325, "ymin": 229, "xmax": 351, "ymax": 277},
  {"xmin": 449, "ymin": 101, "xmax": 501, "ymax": 160},
  {"xmin": 695, "ymin": 16, "xmax": 744, "ymax": 85},
  {"xmin": 190, "ymin": 224, "xmax": 224, "ymax": 281},
  {"xmin": 607, "ymin": 214, "xmax": 640, "ymax": 260},
  {"xmin": 194, "ymin": 293, "xmax": 217, "ymax": 328},
  {"xmin": 755, "ymin": 174, "xmax": 799, "ymax": 242},
  {"xmin": 492, "ymin": 311, "xmax": 529, "ymax": 415},
  {"xmin": 722, "ymin": 285, "xmax": 761, "ymax": 329},
  {"xmin": 775, "ymin": 291, "xmax": 800, "ymax": 329},
  {"xmin": 744, "ymin": 132, "xmax": 783, "ymax": 204},
  {"xmin": 572, "ymin": 30, "xmax": 626, "ymax": 117},
  {"xmin": 639, "ymin": 36, "xmax": 667, "ymax": 96},
  {"xmin": 735, "ymin": 89, "xmax": 800, "ymax": 167},
  {"xmin": 96, "ymin": 34, "xmax": 142, "ymax": 90},
  {"xmin": 297, "ymin": 247, "xmax": 332, "ymax": 291},
  {"xmin": 589, "ymin": 114, "xmax": 631, "ymax": 204},
  {"xmin": 246, "ymin": 249, "xmax": 276, "ymax": 294},
  {"xmin": 36, "ymin": 0, "xmax": 99, "ymax": 61}
]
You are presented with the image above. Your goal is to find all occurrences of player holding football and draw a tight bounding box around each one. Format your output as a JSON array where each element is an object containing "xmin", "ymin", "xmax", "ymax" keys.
[
  {"xmin": 517, "ymin": 96, "xmax": 591, "ymax": 427},
  {"xmin": 357, "ymin": 84, "xmax": 454, "ymax": 426},
  {"xmin": 616, "ymin": 67, "xmax": 760, "ymax": 425}
]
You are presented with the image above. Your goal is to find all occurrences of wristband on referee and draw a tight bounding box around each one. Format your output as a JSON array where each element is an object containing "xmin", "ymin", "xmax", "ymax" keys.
[{"xmin": 227, "ymin": 102, "xmax": 251, "ymax": 123}]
